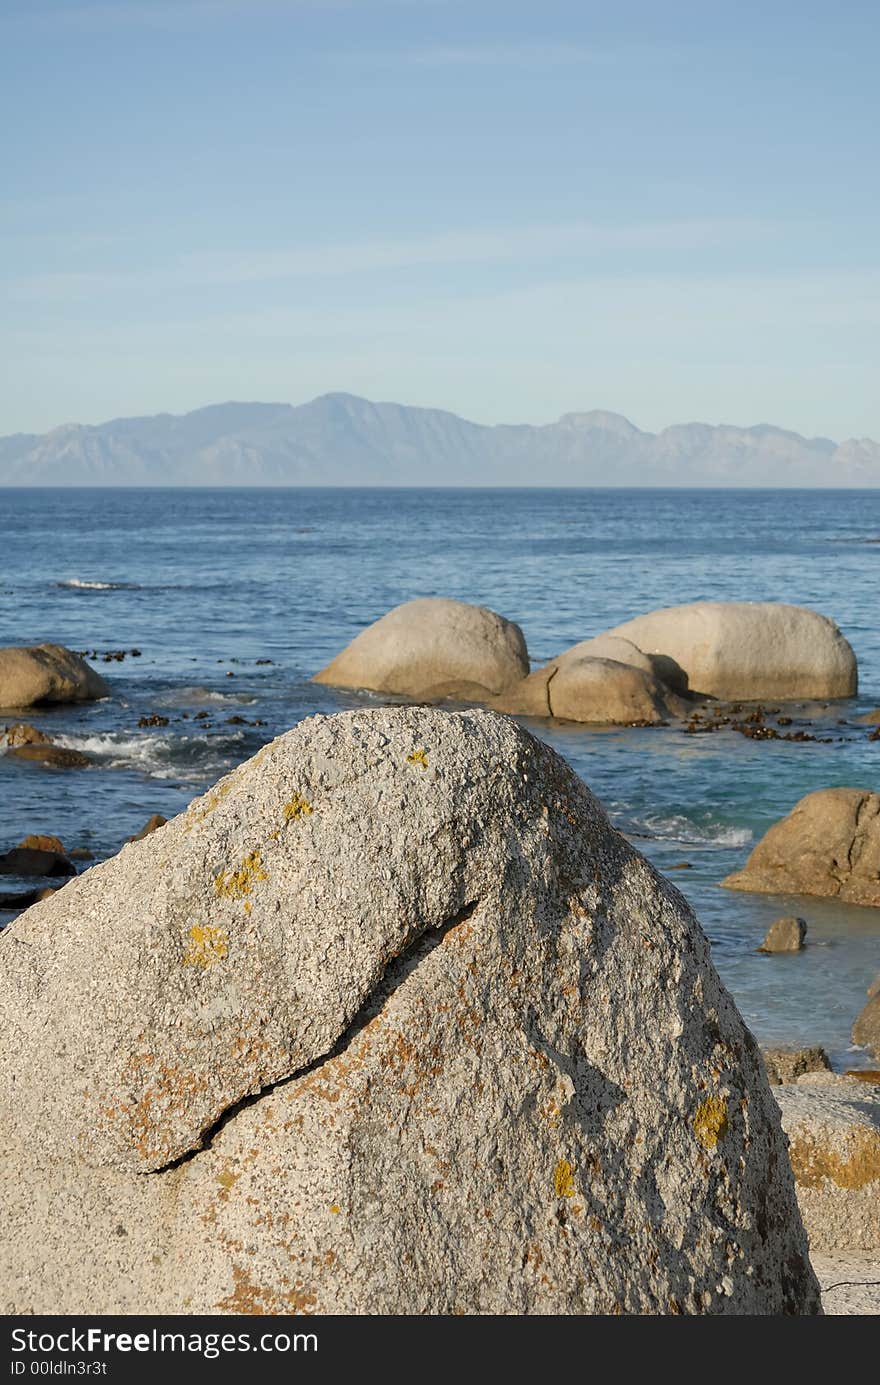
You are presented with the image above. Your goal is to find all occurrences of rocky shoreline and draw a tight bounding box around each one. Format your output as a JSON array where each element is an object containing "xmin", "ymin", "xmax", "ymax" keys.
[{"xmin": 1, "ymin": 599, "xmax": 879, "ymax": 1313}]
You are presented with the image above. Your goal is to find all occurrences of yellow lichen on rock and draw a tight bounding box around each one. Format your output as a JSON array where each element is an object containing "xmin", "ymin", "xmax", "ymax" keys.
[
  {"xmin": 214, "ymin": 851, "xmax": 267, "ymax": 901},
  {"xmin": 407, "ymin": 748, "xmax": 429, "ymax": 770},
  {"xmin": 183, "ymin": 924, "xmax": 229, "ymax": 968},
  {"xmin": 553, "ymin": 1158, "xmax": 576, "ymax": 1198},
  {"xmin": 693, "ymin": 1095, "xmax": 729, "ymax": 1149},
  {"xmin": 283, "ymin": 794, "xmax": 313, "ymax": 824}
]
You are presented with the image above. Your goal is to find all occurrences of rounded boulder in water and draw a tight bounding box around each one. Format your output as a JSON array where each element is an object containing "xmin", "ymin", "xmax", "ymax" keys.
[
  {"xmin": 0, "ymin": 707, "xmax": 819, "ymax": 1314},
  {"xmin": 312, "ymin": 597, "xmax": 529, "ymax": 699},
  {"xmin": 601, "ymin": 601, "xmax": 857, "ymax": 701},
  {"xmin": 0, "ymin": 645, "xmax": 110, "ymax": 709}
]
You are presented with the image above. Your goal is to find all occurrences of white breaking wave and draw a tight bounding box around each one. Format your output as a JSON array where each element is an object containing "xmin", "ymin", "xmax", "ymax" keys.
[
  {"xmin": 55, "ymin": 578, "xmax": 137, "ymax": 591},
  {"xmin": 159, "ymin": 685, "xmax": 258, "ymax": 706},
  {"xmin": 52, "ymin": 729, "xmax": 245, "ymax": 781},
  {"xmin": 626, "ymin": 812, "xmax": 753, "ymax": 849}
]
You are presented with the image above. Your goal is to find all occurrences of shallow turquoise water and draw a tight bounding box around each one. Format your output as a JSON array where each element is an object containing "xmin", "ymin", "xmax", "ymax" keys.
[{"xmin": 1, "ymin": 486, "xmax": 879, "ymax": 1066}]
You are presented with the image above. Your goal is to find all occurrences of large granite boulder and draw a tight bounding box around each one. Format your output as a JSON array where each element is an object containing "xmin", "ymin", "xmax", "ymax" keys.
[
  {"xmin": 313, "ymin": 598, "xmax": 528, "ymax": 700},
  {"xmin": 600, "ymin": 602, "xmax": 857, "ymax": 700},
  {"xmin": 775, "ymin": 1075, "xmax": 880, "ymax": 1251},
  {"xmin": 0, "ymin": 708, "xmax": 819, "ymax": 1314},
  {"xmin": 493, "ymin": 655, "xmax": 686, "ymax": 725},
  {"xmin": 723, "ymin": 789, "xmax": 880, "ymax": 906},
  {"xmin": 0, "ymin": 645, "xmax": 110, "ymax": 709}
]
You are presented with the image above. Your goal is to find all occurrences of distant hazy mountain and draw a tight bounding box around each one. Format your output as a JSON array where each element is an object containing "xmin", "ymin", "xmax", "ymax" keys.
[{"xmin": 1, "ymin": 392, "xmax": 878, "ymax": 486}]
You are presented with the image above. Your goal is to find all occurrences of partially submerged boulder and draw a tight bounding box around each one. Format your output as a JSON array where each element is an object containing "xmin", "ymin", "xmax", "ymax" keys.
[
  {"xmin": 758, "ymin": 916, "xmax": 807, "ymax": 953},
  {"xmin": 5, "ymin": 743, "xmax": 90, "ymax": 769},
  {"xmin": 0, "ymin": 708, "xmax": 819, "ymax": 1313},
  {"xmin": 853, "ymin": 992, "xmax": 880, "ymax": 1059},
  {"xmin": 0, "ymin": 846, "xmax": 75, "ymax": 879},
  {"xmin": 0, "ymin": 645, "xmax": 110, "ymax": 709},
  {"xmin": 3, "ymin": 723, "xmax": 51, "ymax": 747},
  {"xmin": 313, "ymin": 598, "xmax": 529, "ymax": 700},
  {"xmin": 126, "ymin": 813, "xmax": 168, "ymax": 844},
  {"xmin": 723, "ymin": 789, "xmax": 880, "ymax": 906},
  {"xmin": 763, "ymin": 1047, "xmax": 830, "ymax": 1085},
  {"xmin": 775, "ymin": 1076, "xmax": 880, "ymax": 1251},
  {"xmin": 493, "ymin": 656, "xmax": 687, "ymax": 725},
  {"xmin": 16, "ymin": 834, "xmax": 66, "ymax": 855},
  {"xmin": 556, "ymin": 634, "xmax": 690, "ymax": 695},
  {"xmin": 601, "ymin": 602, "xmax": 857, "ymax": 701}
]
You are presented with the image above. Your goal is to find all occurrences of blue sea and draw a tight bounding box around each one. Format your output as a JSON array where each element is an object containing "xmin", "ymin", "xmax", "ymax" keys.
[{"xmin": 2, "ymin": 487, "xmax": 879, "ymax": 1067}]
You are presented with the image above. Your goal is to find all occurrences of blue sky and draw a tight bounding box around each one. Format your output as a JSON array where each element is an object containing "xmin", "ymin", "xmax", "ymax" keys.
[{"xmin": 2, "ymin": 0, "xmax": 878, "ymax": 438}]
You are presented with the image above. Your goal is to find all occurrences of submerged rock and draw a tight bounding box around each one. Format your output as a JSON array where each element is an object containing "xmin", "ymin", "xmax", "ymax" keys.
[
  {"xmin": 0, "ymin": 645, "xmax": 110, "ymax": 709},
  {"xmin": 601, "ymin": 602, "xmax": 857, "ymax": 701},
  {"xmin": 0, "ymin": 708, "xmax": 819, "ymax": 1314},
  {"xmin": 775, "ymin": 1077, "xmax": 880, "ymax": 1251},
  {"xmin": 313, "ymin": 597, "xmax": 529, "ymax": 700},
  {"xmin": 758, "ymin": 916, "xmax": 807, "ymax": 953},
  {"xmin": 723, "ymin": 789, "xmax": 880, "ymax": 906}
]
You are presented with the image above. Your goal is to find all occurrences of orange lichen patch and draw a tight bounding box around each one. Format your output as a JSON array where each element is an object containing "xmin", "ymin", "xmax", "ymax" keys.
[
  {"xmin": 182, "ymin": 923, "xmax": 229, "ymax": 968},
  {"xmin": 693, "ymin": 1095, "xmax": 729, "ymax": 1149},
  {"xmin": 407, "ymin": 748, "xmax": 429, "ymax": 770},
  {"xmin": 215, "ymin": 1264, "xmax": 317, "ymax": 1316},
  {"xmin": 109, "ymin": 1061, "xmax": 212, "ymax": 1164},
  {"xmin": 788, "ymin": 1127, "xmax": 880, "ymax": 1190},
  {"xmin": 283, "ymin": 793, "xmax": 313, "ymax": 824},
  {"xmin": 214, "ymin": 851, "xmax": 267, "ymax": 901},
  {"xmin": 329, "ymin": 1203, "xmax": 341, "ymax": 1215},
  {"xmin": 553, "ymin": 1159, "xmax": 577, "ymax": 1198}
]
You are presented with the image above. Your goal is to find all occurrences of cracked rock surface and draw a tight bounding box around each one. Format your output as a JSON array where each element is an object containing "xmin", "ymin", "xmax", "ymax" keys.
[
  {"xmin": 0, "ymin": 707, "xmax": 819, "ymax": 1313},
  {"xmin": 723, "ymin": 788, "xmax": 880, "ymax": 906}
]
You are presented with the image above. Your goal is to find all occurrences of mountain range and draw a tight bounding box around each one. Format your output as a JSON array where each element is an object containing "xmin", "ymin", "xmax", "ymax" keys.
[{"xmin": 1, "ymin": 393, "xmax": 878, "ymax": 487}]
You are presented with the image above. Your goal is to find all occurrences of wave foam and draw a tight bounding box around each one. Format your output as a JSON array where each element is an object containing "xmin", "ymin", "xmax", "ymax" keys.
[
  {"xmin": 626, "ymin": 812, "xmax": 753, "ymax": 849},
  {"xmin": 53, "ymin": 729, "xmax": 246, "ymax": 781},
  {"xmin": 55, "ymin": 578, "xmax": 139, "ymax": 591}
]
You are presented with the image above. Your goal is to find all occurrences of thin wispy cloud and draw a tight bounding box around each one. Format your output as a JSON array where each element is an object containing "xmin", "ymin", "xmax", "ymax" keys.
[
  {"xmin": 12, "ymin": 0, "xmax": 445, "ymax": 30},
  {"xmin": 3, "ymin": 219, "xmax": 778, "ymax": 303}
]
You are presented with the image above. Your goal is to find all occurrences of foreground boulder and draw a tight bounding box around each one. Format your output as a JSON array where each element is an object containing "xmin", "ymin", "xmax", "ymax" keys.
[
  {"xmin": 0, "ymin": 645, "xmax": 110, "ymax": 709},
  {"xmin": 775, "ymin": 1076, "xmax": 880, "ymax": 1251},
  {"xmin": 724, "ymin": 789, "xmax": 880, "ymax": 906},
  {"xmin": 313, "ymin": 598, "xmax": 529, "ymax": 699},
  {"xmin": 0, "ymin": 708, "xmax": 819, "ymax": 1313},
  {"xmin": 493, "ymin": 655, "xmax": 686, "ymax": 725},
  {"xmin": 601, "ymin": 602, "xmax": 857, "ymax": 700}
]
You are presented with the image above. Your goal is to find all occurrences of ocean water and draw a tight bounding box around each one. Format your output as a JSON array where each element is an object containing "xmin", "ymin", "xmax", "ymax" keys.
[{"xmin": 2, "ymin": 486, "xmax": 879, "ymax": 1068}]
